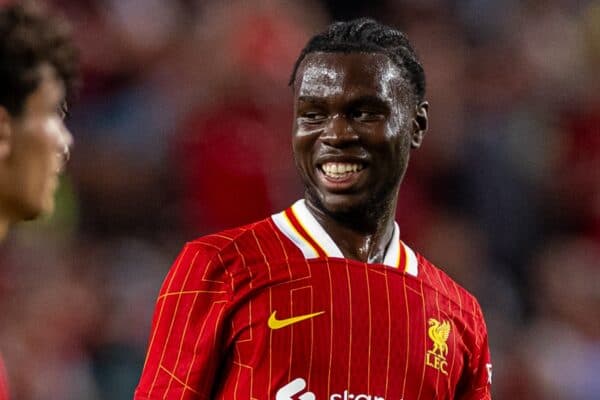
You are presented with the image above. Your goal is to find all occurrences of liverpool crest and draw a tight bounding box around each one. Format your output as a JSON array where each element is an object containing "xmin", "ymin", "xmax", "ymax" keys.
[{"xmin": 426, "ymin": 318, "xmax": 451, "ymax": 375}]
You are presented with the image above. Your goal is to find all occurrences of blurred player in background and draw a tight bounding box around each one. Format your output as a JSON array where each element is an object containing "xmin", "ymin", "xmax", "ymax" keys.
[
  {"xmin": 0, "ymin": 1, "xmax": 77, "ymax": 398},
  {"xmin": 136, "ymin": 18, "xmax": 492, "ymax": 399}
]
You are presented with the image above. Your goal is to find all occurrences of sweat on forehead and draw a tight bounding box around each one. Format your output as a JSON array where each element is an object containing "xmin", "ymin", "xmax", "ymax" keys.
[{"xmin": 294, "ymin": 52, "xmax": 408, "ymax": 102}]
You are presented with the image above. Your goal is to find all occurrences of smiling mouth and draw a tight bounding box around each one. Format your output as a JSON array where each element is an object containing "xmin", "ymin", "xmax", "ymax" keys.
[{"xmin": 319, "ymin": 162, "xmax": 365, "ymax": 180}]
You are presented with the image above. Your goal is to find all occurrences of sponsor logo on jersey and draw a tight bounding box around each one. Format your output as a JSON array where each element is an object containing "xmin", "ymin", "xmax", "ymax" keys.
[
  {"xmin": 426, "ymin": 318, "xmax": 451, "ymax": 375},
  {"xmin": 268, "ymin": 310, "xmax": 325, "ymax": 330},
  {"xmin": 277, "ymin": 378, "xmax": 385, "ymax": 400},
  {"xmin": 276, "ymin": 378, "xmax": 315, "ymax": 400}
]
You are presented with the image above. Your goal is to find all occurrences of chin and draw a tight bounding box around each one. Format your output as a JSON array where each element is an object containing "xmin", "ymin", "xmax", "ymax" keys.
[
  {"xmin": 20, "ymin": 207, "xmax": 46, "ymax": 221},
  {"xmin": 314, "ymin": 185, "xmax": 398, "ymax": 221},
  {"xmin": 20, "ymin": 209, "xmax": 43, "ymax": 222},
  {"xmin": 317, "ymin": 192, "xmax": 368, "ymax": 217},
  {"xmin": 21, "ymin": 197, "xmax": 54, "ymax": 221}
]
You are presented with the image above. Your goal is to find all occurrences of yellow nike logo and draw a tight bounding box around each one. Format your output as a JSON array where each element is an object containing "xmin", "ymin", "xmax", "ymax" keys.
[{"xmin": 267, "ymin": 310, "xmax": 325, "ymax": 330}]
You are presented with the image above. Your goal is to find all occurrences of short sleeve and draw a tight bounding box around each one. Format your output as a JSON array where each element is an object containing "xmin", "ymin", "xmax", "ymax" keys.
[{"xmin": 134, "ymin": 243, "xmax": 231, "ymax": 399}]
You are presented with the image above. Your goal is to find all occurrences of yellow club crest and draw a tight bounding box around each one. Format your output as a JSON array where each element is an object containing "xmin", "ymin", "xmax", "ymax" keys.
[{"xmin": 426, "ymin": 318, "xmax": 451, "ymax": 375}]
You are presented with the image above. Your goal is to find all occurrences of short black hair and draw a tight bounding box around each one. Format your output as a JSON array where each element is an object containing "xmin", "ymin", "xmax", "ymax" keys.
[
  {"xmin": 290, "ymin": 18, "xmax": 426, "ymax": 102},
  {"xmin": 0, "ymin": 1, "xmax": 78, "ymax": 116}
]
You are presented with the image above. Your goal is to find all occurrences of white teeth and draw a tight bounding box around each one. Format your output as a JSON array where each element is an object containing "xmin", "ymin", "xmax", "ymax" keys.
[{"xmin": 321, "ymin": 162, "xmax": 364, "ymax": 177}]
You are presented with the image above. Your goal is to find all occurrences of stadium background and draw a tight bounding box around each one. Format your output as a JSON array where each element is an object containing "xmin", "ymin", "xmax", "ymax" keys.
[{"xmin": 1, "ymin": 0, "xmax": 599, "ymax": 398}]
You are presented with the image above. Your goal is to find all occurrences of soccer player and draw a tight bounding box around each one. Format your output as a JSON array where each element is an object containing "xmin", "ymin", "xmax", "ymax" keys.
[
  {"xmin": 0, "ymin": 2, "xmax": 77, "ymax": 398},
  {"xmin": 136, "ymin": 18, "xmax": 492, "ymax": 399}
]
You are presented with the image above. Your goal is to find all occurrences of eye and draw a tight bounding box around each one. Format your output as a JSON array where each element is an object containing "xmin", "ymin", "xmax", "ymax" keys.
[
  {"xmin": 351, "ymin": 109, "xmax": 384, "ymax": 122},
  {"xmin": 299, "ymin": 111, "xmax": 327, "ymax": 124}
]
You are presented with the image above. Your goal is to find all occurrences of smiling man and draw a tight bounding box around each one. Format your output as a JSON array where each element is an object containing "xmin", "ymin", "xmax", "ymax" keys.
[{"xmin": 136, "ymin": 19, "xmax": 492, "ymax": 400}]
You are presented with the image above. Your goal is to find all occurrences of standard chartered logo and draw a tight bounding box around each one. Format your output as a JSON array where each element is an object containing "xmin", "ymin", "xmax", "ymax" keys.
[{"xmin": 276, "ymin": 378, "xmax": 384, "ymax": 400}]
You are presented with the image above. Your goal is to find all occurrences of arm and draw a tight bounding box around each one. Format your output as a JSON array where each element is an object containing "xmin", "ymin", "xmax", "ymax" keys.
[
  {"xmin": 456, "ymin": 303, "xmax": 493, "ymax": 400},
  {"xmin": 134, "ymin": 243, "xmax": 231, "ymax": 399}
]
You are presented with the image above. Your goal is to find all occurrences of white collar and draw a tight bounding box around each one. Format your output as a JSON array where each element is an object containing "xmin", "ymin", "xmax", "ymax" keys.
[{"xmin": 271, "ymin": 199, "xmax": 418, "ymax": 276}]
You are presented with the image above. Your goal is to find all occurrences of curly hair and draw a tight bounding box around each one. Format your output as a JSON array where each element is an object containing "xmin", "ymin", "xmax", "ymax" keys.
[
  {"xmin": 0, "ymin": 1, "xmax": 78, "ymax": 116},
  {"xmin": 290, "ymin": 18, "xmax": 426, "ymax": 102}
]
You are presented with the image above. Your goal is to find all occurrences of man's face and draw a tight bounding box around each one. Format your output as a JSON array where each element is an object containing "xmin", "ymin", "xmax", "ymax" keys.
[
  {"xmin": 0, "ymin": 63, "xmax": 73, "ymax": 221},
  {"xmin": 292, "ymin": 52, "xmax": 420, "ymax": 217}
]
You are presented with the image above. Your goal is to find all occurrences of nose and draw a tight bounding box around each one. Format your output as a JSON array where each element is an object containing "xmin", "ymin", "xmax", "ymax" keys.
[{"xmin": 320, "ymin": 113, "xmax": 358, "ymax": 147}]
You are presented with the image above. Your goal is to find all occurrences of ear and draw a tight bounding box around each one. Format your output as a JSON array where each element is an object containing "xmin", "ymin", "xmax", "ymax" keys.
[
  {"xmin": 411, "ymin": 101, "xmax": 429, "ymax": 149},
  {"xmin": 0, "ymin": 107, "xmax": 12, "ymax": 160}
]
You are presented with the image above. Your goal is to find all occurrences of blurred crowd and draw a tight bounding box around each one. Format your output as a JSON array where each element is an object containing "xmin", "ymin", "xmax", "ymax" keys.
[{"xmin": 0, "ymin": 0, "xmax": 599, "ymax": 398}]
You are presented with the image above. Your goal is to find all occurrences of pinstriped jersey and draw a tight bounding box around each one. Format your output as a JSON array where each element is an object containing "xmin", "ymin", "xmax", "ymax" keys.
[{"xmin": 135, "ymin": 200, "xmax": 492, "ymax": 399}]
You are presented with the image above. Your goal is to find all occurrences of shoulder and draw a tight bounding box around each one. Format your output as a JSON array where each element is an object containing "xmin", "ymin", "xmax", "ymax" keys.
[
  {"xmin": 188, "ymin": 216, "xmax": 285, "ymax": 257},
  {"xmin": 159, "ymin": 219, "xmax": 275, "ymax": 294},
  {"xmin": 414, "ymin": 249, "xmax": 486, "ymax": 320},
  {"xmin": 177, "ymin": 216, "xmax": 292, "ymax": 273}
]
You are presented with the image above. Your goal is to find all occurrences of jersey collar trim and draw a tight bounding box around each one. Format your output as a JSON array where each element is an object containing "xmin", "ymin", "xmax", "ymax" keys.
[
  {"xmin": 289, "ymin": 199, "xmax": 343, "ymax": 258},
  {"xmin": 271, "ymin": 199, "xmax": 418, "ymax": 275}
]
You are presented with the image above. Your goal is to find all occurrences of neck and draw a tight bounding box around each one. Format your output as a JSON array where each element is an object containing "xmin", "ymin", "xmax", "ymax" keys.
[{"xmin": 305, "ymin": 198, "xmax": 397, "ymax": 264}]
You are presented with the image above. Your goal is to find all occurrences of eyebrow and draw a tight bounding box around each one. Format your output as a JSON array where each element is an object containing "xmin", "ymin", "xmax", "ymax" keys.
[
  {"xmin": 297, "ymin": 95, "xmax": 325, "ymax": 102},
  {"xmin": 347, "ymin": 95, "xmax": 391, "ymax": 108},
  {"xmin": 296, "ymin": 96, "xmax": 328, "ymax": 106},
  {"xmin": 296, "ymin": 94, "xmax": 391, "ymax": 105}
]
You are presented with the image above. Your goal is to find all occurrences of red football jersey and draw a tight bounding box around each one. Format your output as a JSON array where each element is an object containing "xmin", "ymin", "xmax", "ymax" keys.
[{"xmin": 136, "ymin": 200, "xmax": 492, "ymax": 399}]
